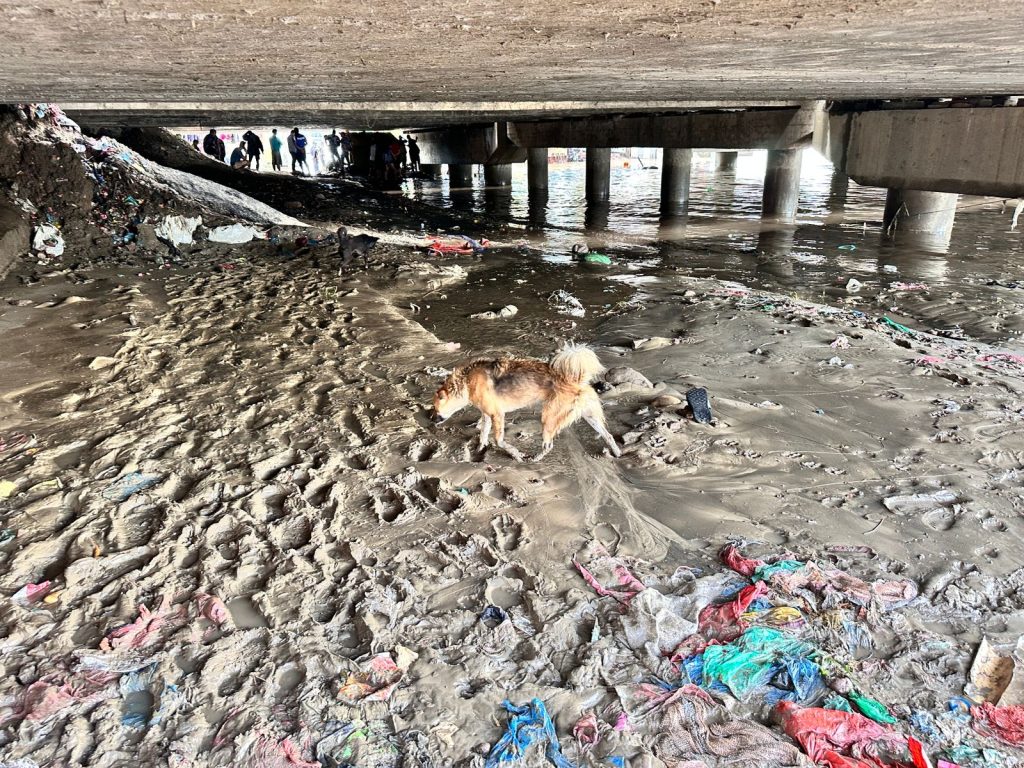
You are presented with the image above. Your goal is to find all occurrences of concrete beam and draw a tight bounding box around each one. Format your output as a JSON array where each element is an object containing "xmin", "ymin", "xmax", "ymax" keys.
[
  {"xmin": 62, "ymin": 100, "xmax": 806, "ymax": 131},
  {"xmin": 829, "ymin": 106, "xmax": 1024, "ymax": 196},
  {"xmin": 508, "ymin": 107, "xmax": 819, "ymax": 149},
  {"xmin": 413, "ymin": 123, "xmax": 526, "ymax": 166}
]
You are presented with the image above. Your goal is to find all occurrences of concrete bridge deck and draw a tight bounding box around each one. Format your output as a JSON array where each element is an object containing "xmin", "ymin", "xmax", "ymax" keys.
[{"xmin": 3, "ymin": 0, "xmax": 1024, "ymax": 129}]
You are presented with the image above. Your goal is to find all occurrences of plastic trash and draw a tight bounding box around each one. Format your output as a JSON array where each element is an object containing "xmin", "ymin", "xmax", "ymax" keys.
[
  {"xmin": 12, "ymin": 581, "xmax": 52, "ymax": 607},
  {"xmin": 101, "ymin": 472, "xmax": 162, "ymax": 502},
  {"xmin": 485, "ymin": 698, "xmax": 576, "ymax": 768},
  {"xmin": 845, "ymin": 278, "xmax": 863, "ymax": 292},
  {"xmin": 32, "ymin": 224, "xmax": 65, "ymax": 256},
  {"xmin": 337, "ymin": 646, "xmax": 417, "ymax": 703},
  {"xmin": 777, "ymin": 701, "xmax": 906, "ymax": 767},
  {"xmin": 971, "ymin": 702, "xmax": 1024, "ymax": 746},
  {"xmin": 481, "ymin": 605, "xmax": 508, "ymax": 628},
  {"xmin": 470, "ymin": 305, "xmax": 518, "ymax": 320},
  {"xmin": 838, "ymin": 244, "xmax": 857, "ymax": 251},
  {"xmin": 154, "ymin": 215, "xmax": 202, "ymax": 245},
  {"xmin": 652, "ymin": 685, "xmax": 810, "ymax": 767},
  {"xmin": 549, "ymin": 290, "xmax": 586, "ymax": 318},
  {"xmin": 207, "ymin": 223, "xmax": 263, "ymax": 243}
]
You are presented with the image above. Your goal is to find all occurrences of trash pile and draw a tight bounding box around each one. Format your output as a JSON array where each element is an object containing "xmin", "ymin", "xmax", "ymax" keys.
[
  {"xmin": 499, "ymin": 543, "xmax": 1024, "ymax": 767},
  {"xmin": 5, "ymin": 104, "xmax": 303, "ymax": 267},
  {"xmin": 707, "ymin": 281, "xmax": 1024, "ymax": 381}
]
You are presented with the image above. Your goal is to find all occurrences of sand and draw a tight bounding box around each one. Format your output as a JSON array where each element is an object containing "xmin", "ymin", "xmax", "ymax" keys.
[{"xmin": 3, "ymin": 110, "xmax": 1024, "ymax": 767}]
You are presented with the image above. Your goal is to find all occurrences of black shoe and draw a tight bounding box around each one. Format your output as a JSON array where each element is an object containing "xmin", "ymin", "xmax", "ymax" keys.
[{"xmin": 687, "ymin": 387, "xmax": 712, "ymax": 423}]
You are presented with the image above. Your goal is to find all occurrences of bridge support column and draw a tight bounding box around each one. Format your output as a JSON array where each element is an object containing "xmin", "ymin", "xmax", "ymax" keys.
[
  {"xmin": 420, "ymin": 163, "xmax": 440, "ymax": 178},
  {"xmin": 448, "ymin": 164, "xmax": 473, "ymax": 188},
  {"xmin": 586, "ymin": 147, "xmax": 611, "ymax": 204},
  {"xmin": 762, "ymin": 149, "xmax": 803, "ymax": 222},
  {"xmin": 717, "ymin": 151, "xmax": 738, "ymax": 171},
  {"xmin": 660, "ymin": 148, "xmax": 692, "ymax": 219},
  {"xmin": 527, "ymin": 148, "xmax": 548, "ymax": 196},
  {"xmin": 484, "ymin": 163, "xmax": 512, "ymax": 187},
  {"xmin": 883, "ymin": 189, "xmax": 958, "ymax": 237}
]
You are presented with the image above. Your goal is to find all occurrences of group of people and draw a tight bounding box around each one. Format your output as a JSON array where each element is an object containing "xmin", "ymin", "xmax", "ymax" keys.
[
  {"xmin": 368, "ymin": 134, "xmax": 421, "ymax": 183},
  {"xmin": 198, "ymin": 127, "xmax": 354, "ymax": 176},
  {"xmin": 195, "ymin": 127, "xmax": 421, "ymax": 183}
]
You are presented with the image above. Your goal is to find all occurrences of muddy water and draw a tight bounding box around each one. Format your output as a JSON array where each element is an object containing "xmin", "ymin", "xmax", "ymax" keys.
[{"xmin": 404, "ymin": 150, "xmax": 1024, "ymax": 349}]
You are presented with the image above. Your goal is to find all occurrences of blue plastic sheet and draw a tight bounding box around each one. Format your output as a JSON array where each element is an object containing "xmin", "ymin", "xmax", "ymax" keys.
[
  {"xmin": 699, "ymin": 627, "xmax": 823, "ymax": 704},
  {"xmin": 485, "ymin": 698, "xmax": 576, "ymax": 768},
  {"xmin": 102, "ymin": 472, "xmax": 161, "ymax": 502}
]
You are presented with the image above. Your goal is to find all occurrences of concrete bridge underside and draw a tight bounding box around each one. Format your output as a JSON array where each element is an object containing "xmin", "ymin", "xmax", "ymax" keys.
[{"xmin": 3, "ymin": 0, "xmax": 1024, "ymax": 129}]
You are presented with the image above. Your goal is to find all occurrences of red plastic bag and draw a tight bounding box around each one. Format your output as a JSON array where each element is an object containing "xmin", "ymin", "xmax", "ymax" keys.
[
  {"xmin": 698, "ymin": 582, "xmax": 768, "ymax": 641},
  {"xmin": 720, "ymin": 544, "xmax": 764, "ymax": 577},
  {"xmin": 777, "ymin": 702, "xmax": 906, "ymax": 768},
  {"xmin": 972, "ymin": 701, "xmax": 1024, "ymax": 746}
]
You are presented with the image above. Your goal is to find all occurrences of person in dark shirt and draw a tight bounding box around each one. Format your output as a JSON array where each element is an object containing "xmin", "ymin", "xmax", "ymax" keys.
[
  {"xmin": 229, "ymin": 141, "xmax": 248, "ymax": 169},
  {"xmin": 242, "ymin": 130, "xmax": 264, "ymax": 171},
  {"xmin": 202, "ymin": 129, "xmax": 219, "ymax": 157}
]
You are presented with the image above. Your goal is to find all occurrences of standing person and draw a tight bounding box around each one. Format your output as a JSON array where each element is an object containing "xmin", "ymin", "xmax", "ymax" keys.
[
  {"xmin": 294, "ymin": 128, "xmax": 309, "ymax": 175},
  {"xmin": 269, "ymin": 129, "xmax": 284, "ymax": 171},
  {"xmin": 341, "ymin": 131, "xmax": 353, "ymax": 170},
  {"xmin": 408, "ymin": 135, "xmax": 421, "ymax": 173},
  {"xmin": 325, "ymin": 129, "xmax": 342, "ymax": 169},
  {"xmin": 311, "ymin": 143, "xmax": 322, "ymax": 176},
  {"xmin": 399, "ymin": 135, "xmax": 408, "ymax": 173},
  {"xmin": 242, "ymin": 129, "xmax": 264, "ymax": 171},
  {"xmin": 229, "ymin": 141, "xmax": 248, "ymax": 170},
  {"xmin": 287, "ymin": 128, "xmax": 300, "ymax": 174},
  {"xmin": 202, "ymin": 128, "xmax": 219, "ymax": 158}
]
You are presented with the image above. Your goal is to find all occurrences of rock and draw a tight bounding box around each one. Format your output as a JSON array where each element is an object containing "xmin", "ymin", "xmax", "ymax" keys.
[
  {"xmin": 136, "ymin": 221, "xmax": 162, "ymax": 251},
  {"xmin": 883, "ymin": 490, "xmax": 958, "ymax": 514},
  {"xmin": 605, "ymin": 366, "xmax": 653, "ymax": 388},
  {"xmin": 283, "ymin": 200, "xmax": 304, "ymax": 210},
  {"xmin": 651, "ymin": 394, "xmax": 683, "ymax": 408},
  {"xmin": 632, "ymin": 336, "xmax": 674, "ymax": 351},
  {"xmin": 88, "ymin": 356, "xmax": 117, "ymax": 370}
]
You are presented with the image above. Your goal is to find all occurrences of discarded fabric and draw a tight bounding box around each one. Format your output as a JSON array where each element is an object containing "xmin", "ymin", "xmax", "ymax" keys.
[{"xmin": 485, "ymin": 698, "xmax": 576, "ymax": 768}]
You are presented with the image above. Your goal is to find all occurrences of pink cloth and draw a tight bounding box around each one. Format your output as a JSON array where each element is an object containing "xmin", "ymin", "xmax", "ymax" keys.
[
  {"xmin": 573, "ymin": 558, "xmax": 645, "ymax": 606},
  {"xmin": 101, "ymin": 596, "xmax": 184, "ymax": 651}
]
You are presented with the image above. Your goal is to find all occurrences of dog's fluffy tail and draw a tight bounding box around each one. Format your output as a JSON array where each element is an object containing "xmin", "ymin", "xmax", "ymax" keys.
[{"xmin": 550, "ymin": 343, "xmax": 605, "ymax": 385}]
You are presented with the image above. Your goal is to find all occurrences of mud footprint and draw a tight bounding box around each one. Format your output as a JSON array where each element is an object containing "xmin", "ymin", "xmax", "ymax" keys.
[
  {"xmin": 407, "ymin": 438, "xmax": 441, "ymax": 462},
  {"xmin": 492, "ymin": 514, "xmax": 524, "ymax": 552},
  {"xmin": 922, "ymin": 506, "xmax": 961, "ymax": 532}
]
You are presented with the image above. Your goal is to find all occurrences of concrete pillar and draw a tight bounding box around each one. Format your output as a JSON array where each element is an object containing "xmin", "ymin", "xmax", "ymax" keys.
[
  {"xmin": 883, "ymin": 189, "xmax": 958, "ymax": 236},
  {"xmin": 448, "ymin": 164, "xmax": 473, "ymax": 188},
  {"xmin": 660, "ymin": 148, "xmax": 692, "ymax": 218},
  {"xmin": 761, "ymin": 149, "xmax": 803, "ymax": 222},
  {"xmin": 717, "ymin": 151, "xmax": 738, "ymax": 171},
  {"xmin": 420, "ymin": 163, "xmax": 440, "ymax": 179},
  {"xmin": 828, "ymin": 168, "xmax": 850, "ymax": 211},
  {"xmin": 585, "ymin": 147, "xmax": 611, "ymax": 204},
  {"xmin": 484, "ymin": 164, "xmax": 512, "ymax": 187},
  {"xmin": 527, "ymin": 148, "xmax": 548, "ymax": 195}
]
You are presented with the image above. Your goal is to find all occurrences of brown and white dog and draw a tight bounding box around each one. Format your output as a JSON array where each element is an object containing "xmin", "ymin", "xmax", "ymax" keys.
[{"xmin": 431, "ymin": 345, "xmax": 620, "ymax": 461}]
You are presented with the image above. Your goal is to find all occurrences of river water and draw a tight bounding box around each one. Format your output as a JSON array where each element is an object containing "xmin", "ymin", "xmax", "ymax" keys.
[{"xmin": 401, "ymin": 150, "xmax": 1024, "ymax": 350}]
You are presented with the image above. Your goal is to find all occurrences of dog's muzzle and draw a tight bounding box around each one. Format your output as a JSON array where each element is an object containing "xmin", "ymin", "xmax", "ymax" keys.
[{"xmin": 431, "ymin": 410, "xmax": 447, "ymax": 425}]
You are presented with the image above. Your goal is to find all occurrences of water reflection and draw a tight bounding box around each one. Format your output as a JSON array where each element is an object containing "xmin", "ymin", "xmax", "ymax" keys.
[{"xmin": 401, "ymin": 151, "xmax": 1024, "ymax": 345}]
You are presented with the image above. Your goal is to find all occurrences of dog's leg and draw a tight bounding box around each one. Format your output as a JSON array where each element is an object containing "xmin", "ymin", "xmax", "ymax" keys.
[
  {"xmin": 478, "ymin": 413, "xmax": 492, "ymax": 450},
  {"xmin": 532, "ymin": 404, "xmax": 571, "ymax": 462},
  {"xmin": 493, "ymin": 413, "xmax": 524, "ymax": 462},
  {"xmin": 584, "ymin": 413, "xmax": 621, "ymax": 457}
]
